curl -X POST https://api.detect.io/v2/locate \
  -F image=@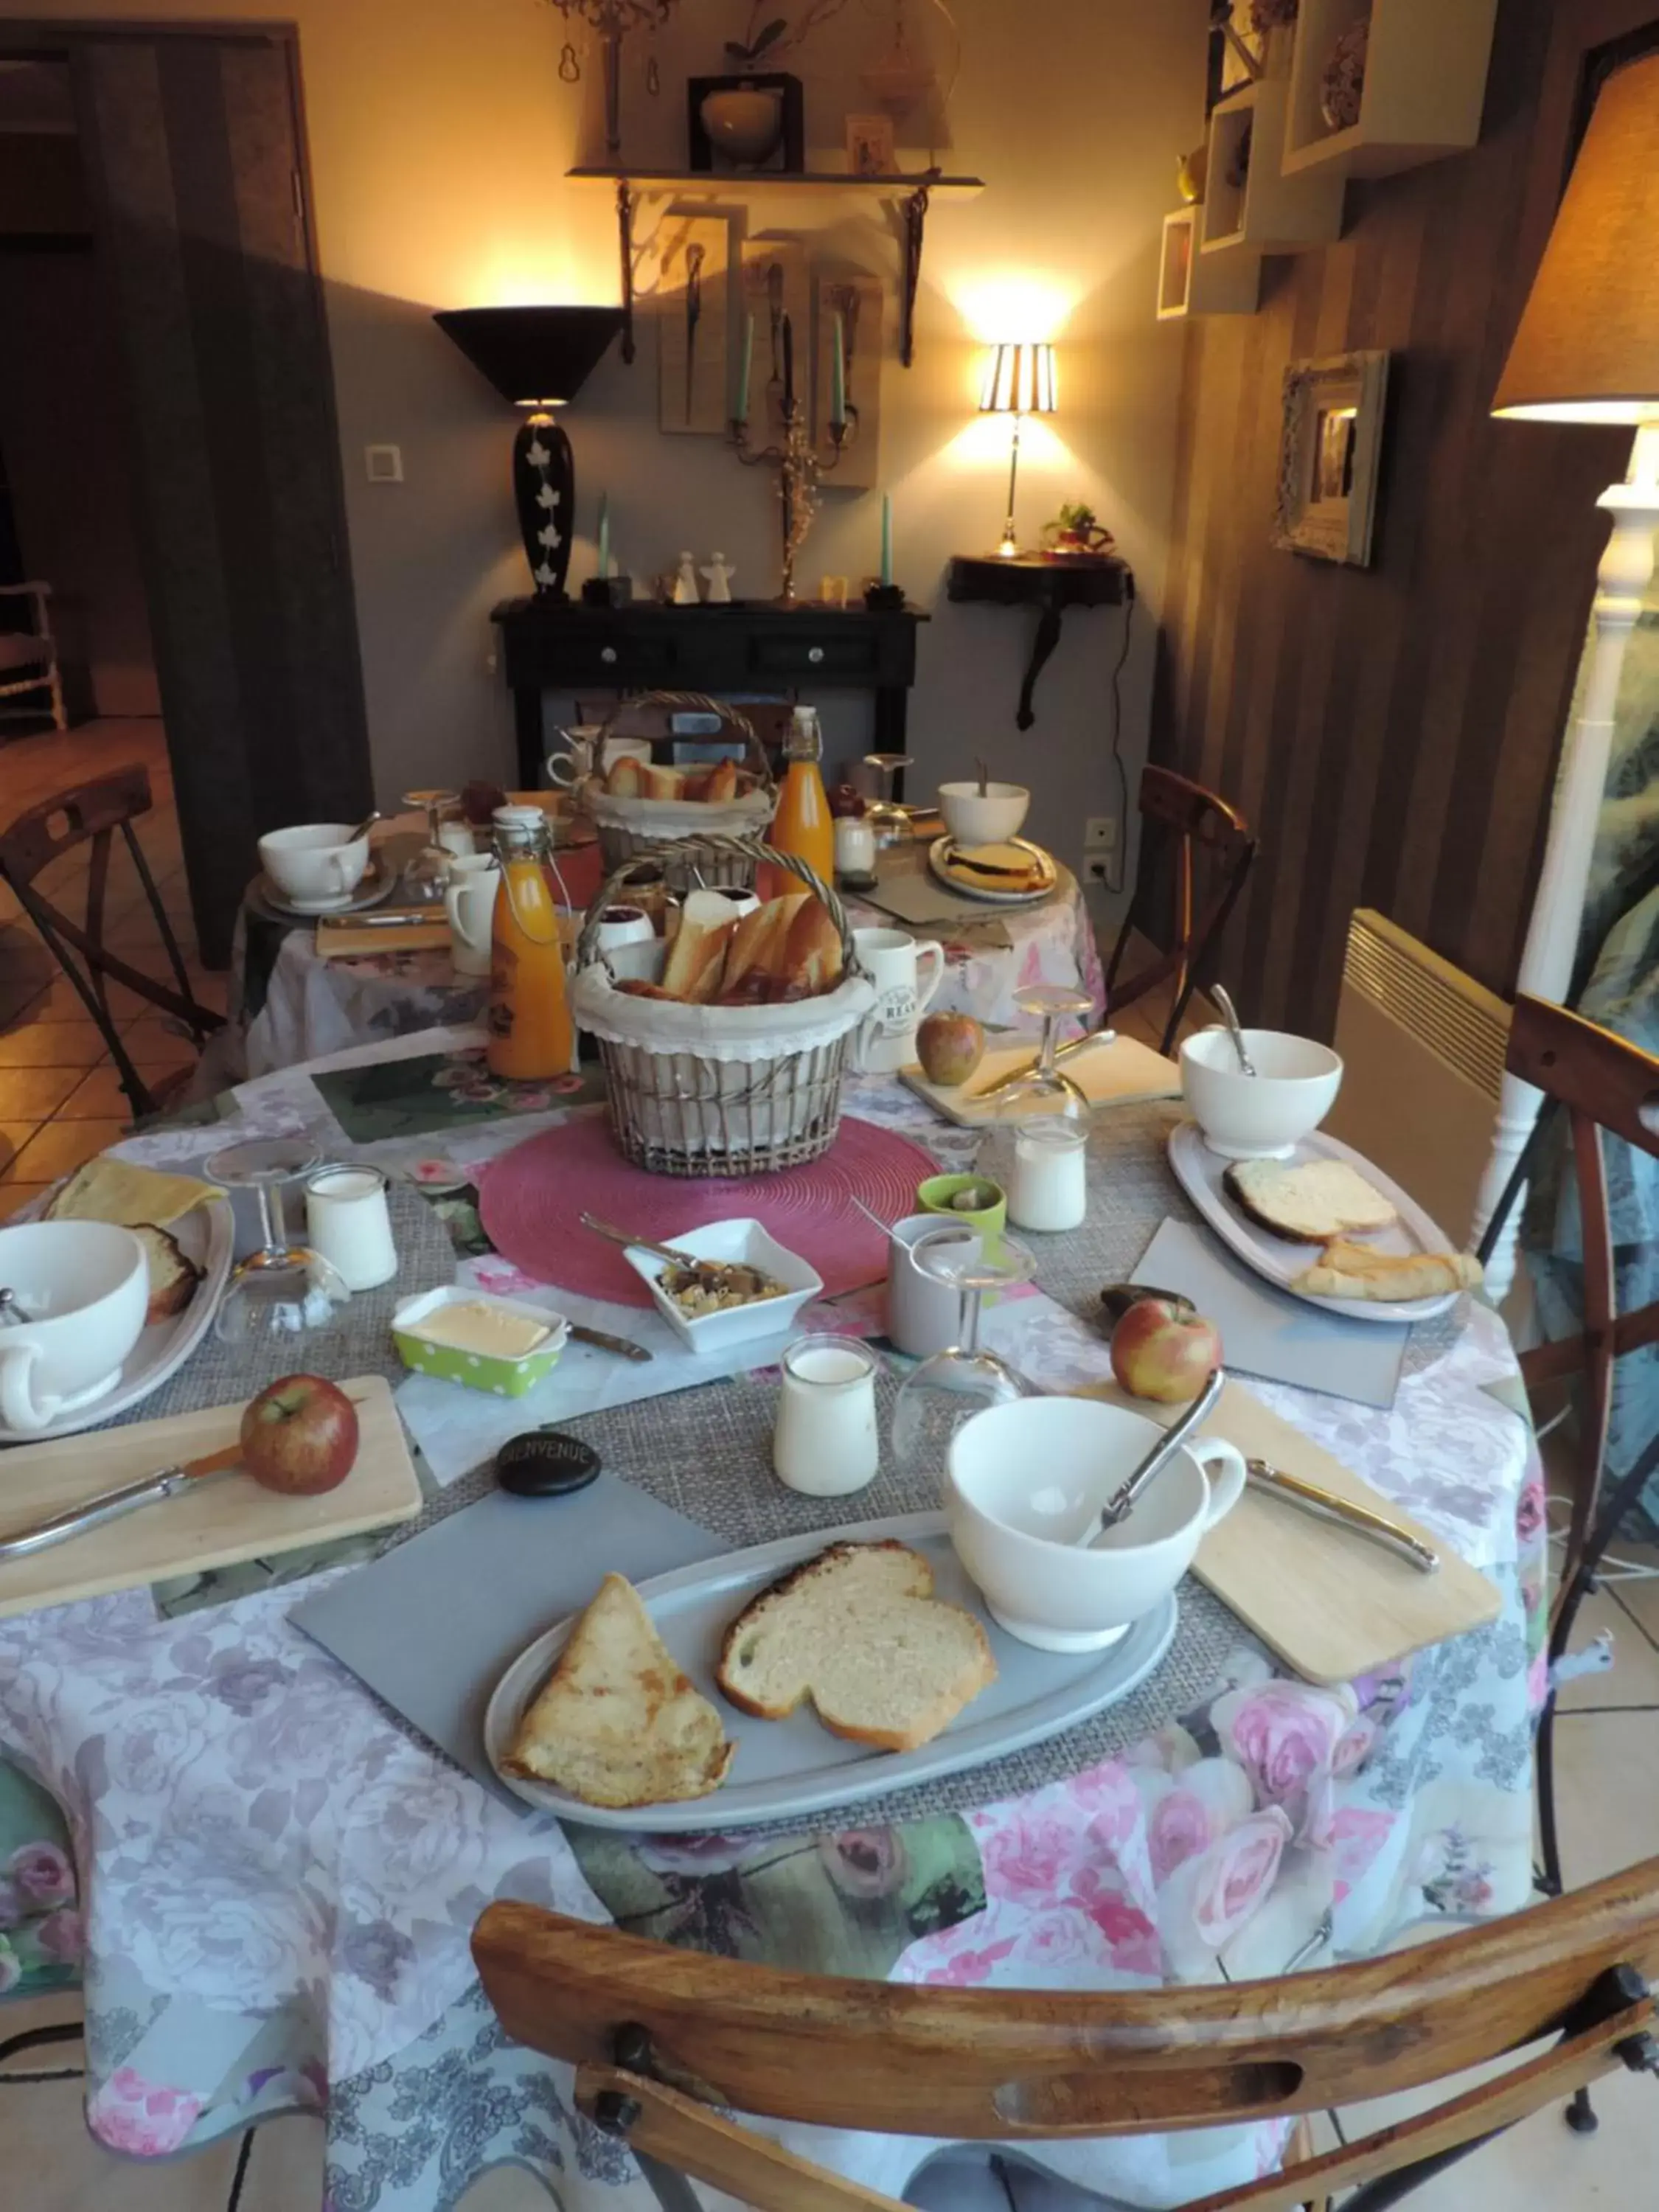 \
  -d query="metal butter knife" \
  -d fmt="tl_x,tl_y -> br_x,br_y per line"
568,1323 -> 653,1364
1246,1458 -> 1439,1574
0,1446 -> 244,1563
